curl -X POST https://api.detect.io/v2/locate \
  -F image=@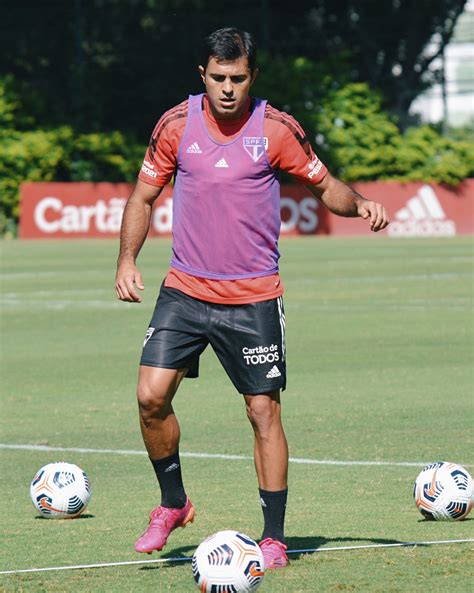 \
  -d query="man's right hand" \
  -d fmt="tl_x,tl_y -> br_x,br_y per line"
115,260 -> 145,303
